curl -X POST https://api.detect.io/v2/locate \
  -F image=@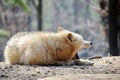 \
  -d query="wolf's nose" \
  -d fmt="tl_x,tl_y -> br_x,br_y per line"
90,42 -> 92,45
